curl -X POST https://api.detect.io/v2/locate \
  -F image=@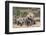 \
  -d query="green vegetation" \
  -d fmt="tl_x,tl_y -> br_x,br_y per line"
16,10 -> 20,16
16,10 -> 28,17
21,12 -> 28,17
